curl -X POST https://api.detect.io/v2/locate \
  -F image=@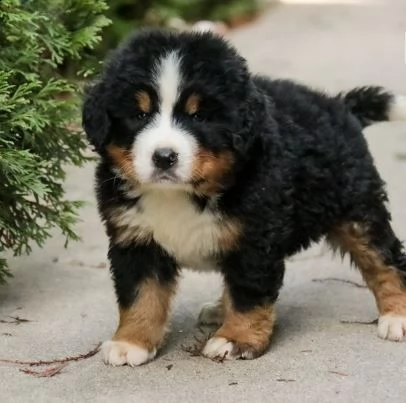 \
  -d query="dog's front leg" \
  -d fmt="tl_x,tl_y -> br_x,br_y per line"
102,242 -> 178,366
202,256 -> 285,360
